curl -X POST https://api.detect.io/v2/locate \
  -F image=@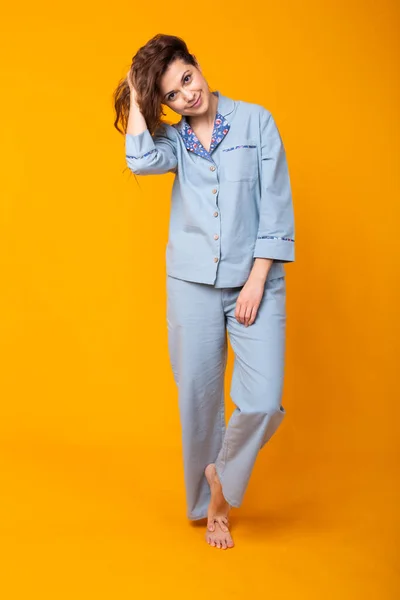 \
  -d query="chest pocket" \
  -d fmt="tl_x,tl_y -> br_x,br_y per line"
220,140 -> 258,182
